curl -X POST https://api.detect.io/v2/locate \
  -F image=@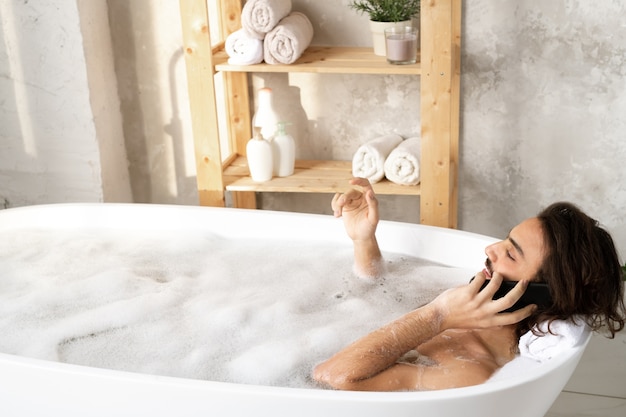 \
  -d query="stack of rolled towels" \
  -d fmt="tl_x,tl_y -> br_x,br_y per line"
352,134 -> 421,186
225,0 -> 314,66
